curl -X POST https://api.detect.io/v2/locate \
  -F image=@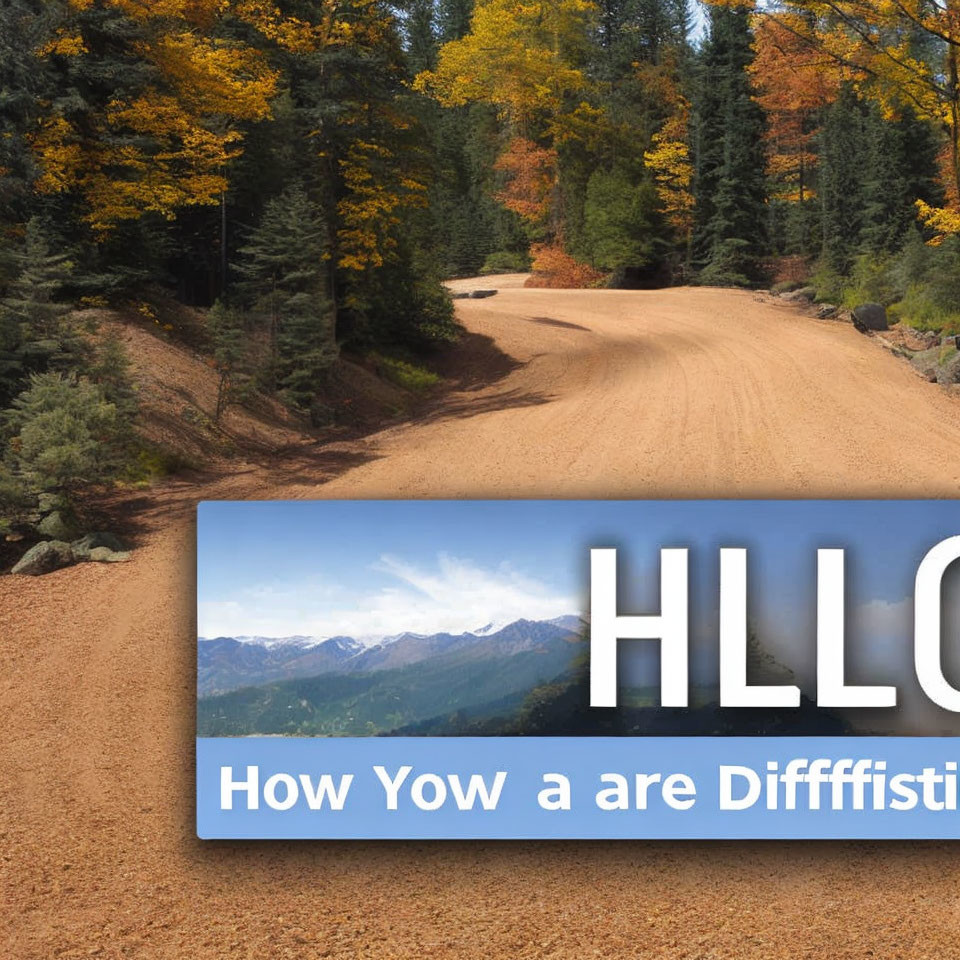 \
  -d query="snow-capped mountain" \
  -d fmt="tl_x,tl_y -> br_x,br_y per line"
197,615 -> 584,696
